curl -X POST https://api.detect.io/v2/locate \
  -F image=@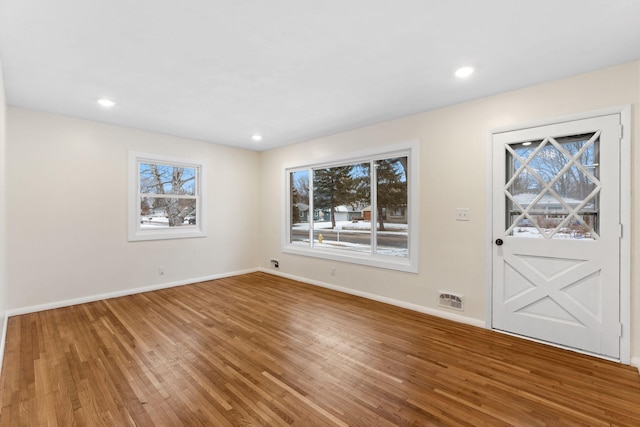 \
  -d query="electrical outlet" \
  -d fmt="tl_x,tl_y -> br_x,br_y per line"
455,208 -> 470,221
271,259 -> 279,268
159,267 -> 165,276
330,267 -> 336,276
